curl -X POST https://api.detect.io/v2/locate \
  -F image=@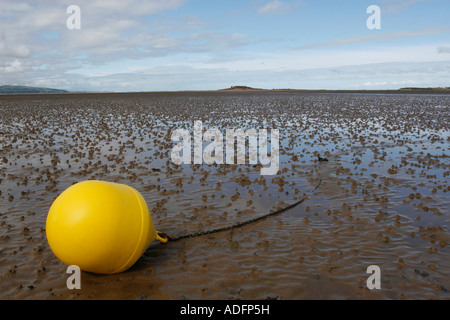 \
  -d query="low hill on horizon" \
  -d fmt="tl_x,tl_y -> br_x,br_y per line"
219,86 -> 265,91
0,85 -> 69,94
